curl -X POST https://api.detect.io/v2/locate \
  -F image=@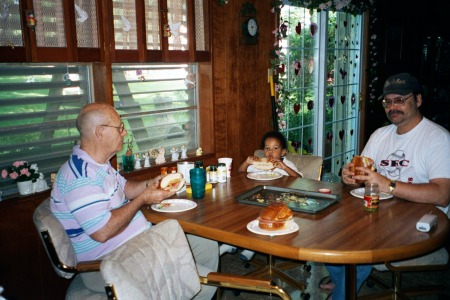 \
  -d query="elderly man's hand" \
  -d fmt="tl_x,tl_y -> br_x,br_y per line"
142,184 -> 175,204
